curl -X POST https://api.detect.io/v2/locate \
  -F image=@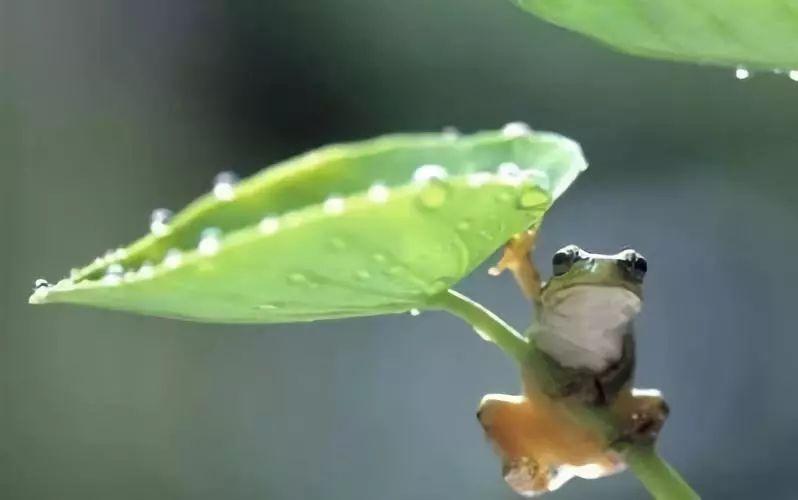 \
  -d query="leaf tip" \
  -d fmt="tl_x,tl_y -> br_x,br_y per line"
28,287 -> 49,305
